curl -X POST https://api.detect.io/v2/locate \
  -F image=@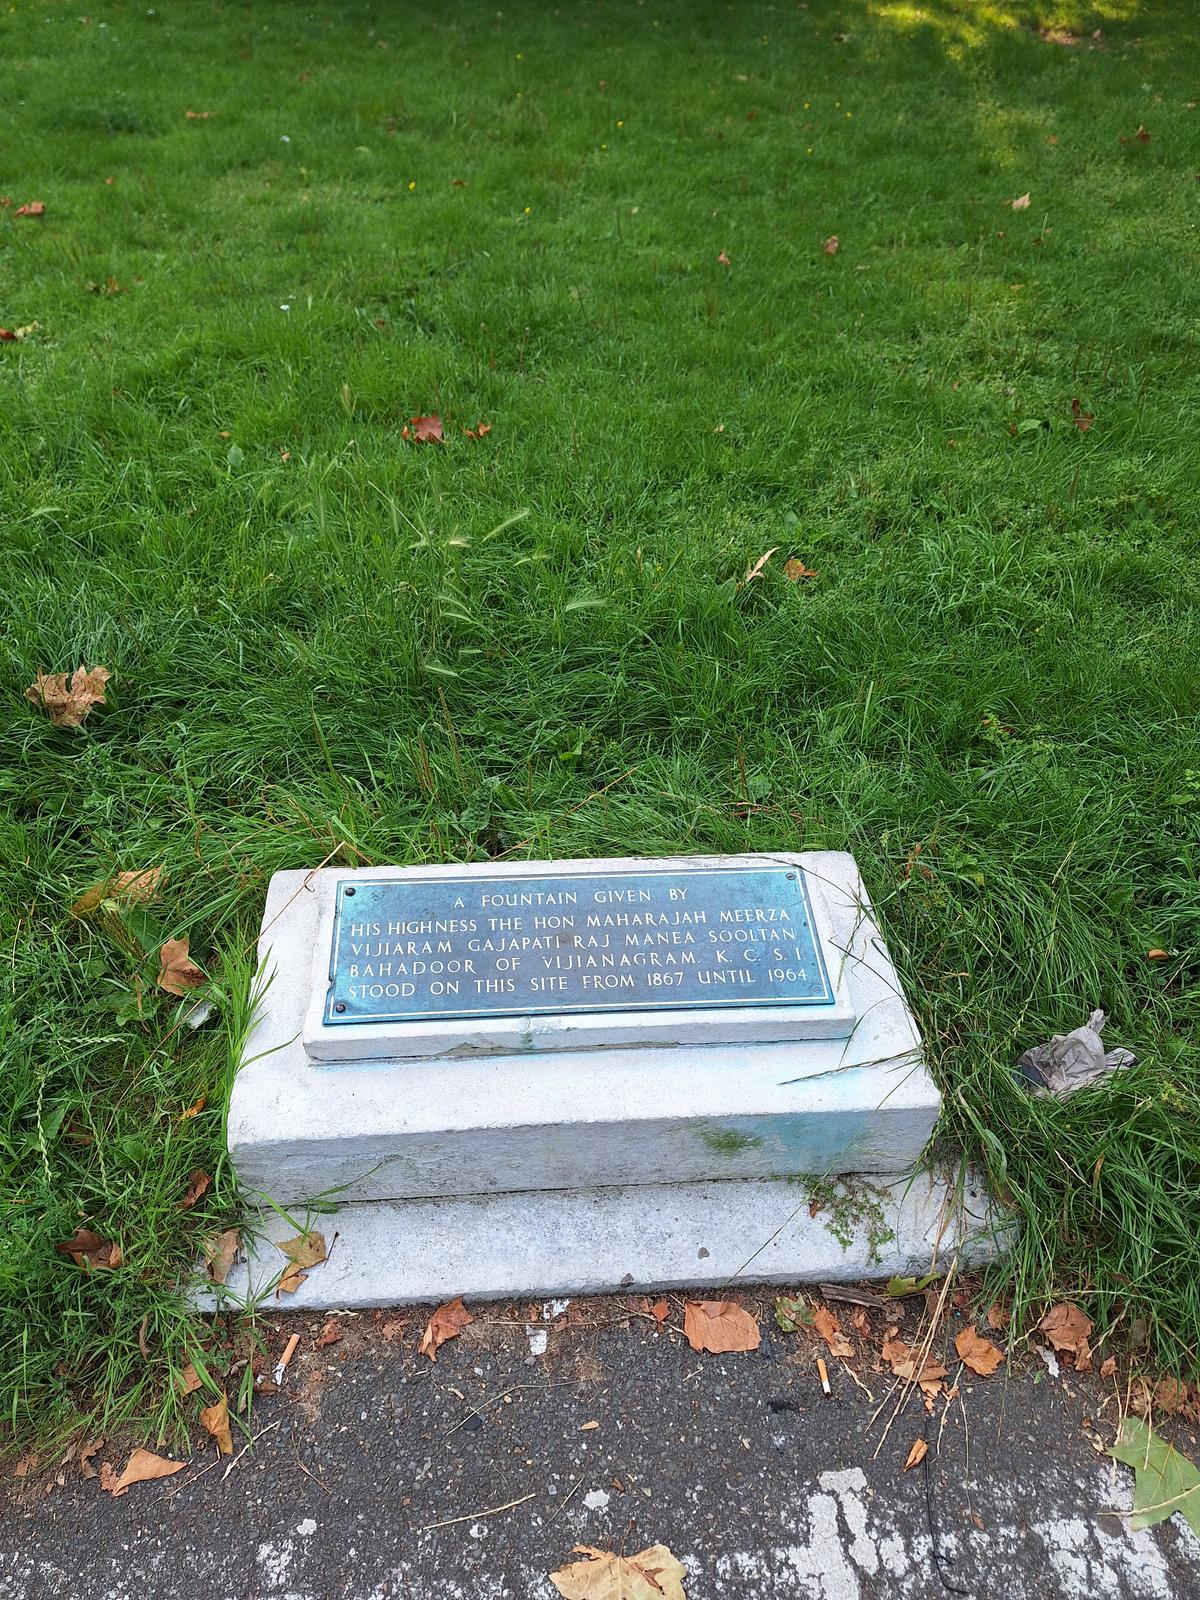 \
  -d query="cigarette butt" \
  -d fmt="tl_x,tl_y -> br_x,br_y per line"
816,1356 -> 831,1395
273,1332 -> 301,1386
